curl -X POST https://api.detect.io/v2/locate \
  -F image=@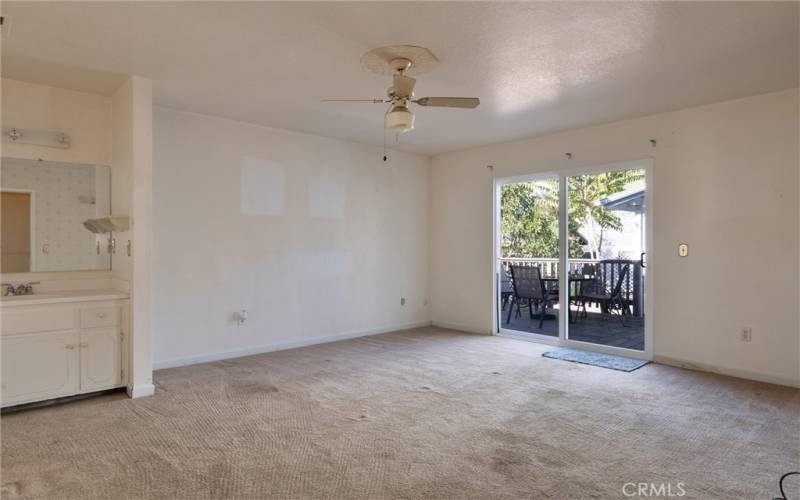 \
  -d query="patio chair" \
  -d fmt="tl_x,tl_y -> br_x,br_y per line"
577,263 -> 631,326
506,264 -> 559,328
500,267 -> 513,311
